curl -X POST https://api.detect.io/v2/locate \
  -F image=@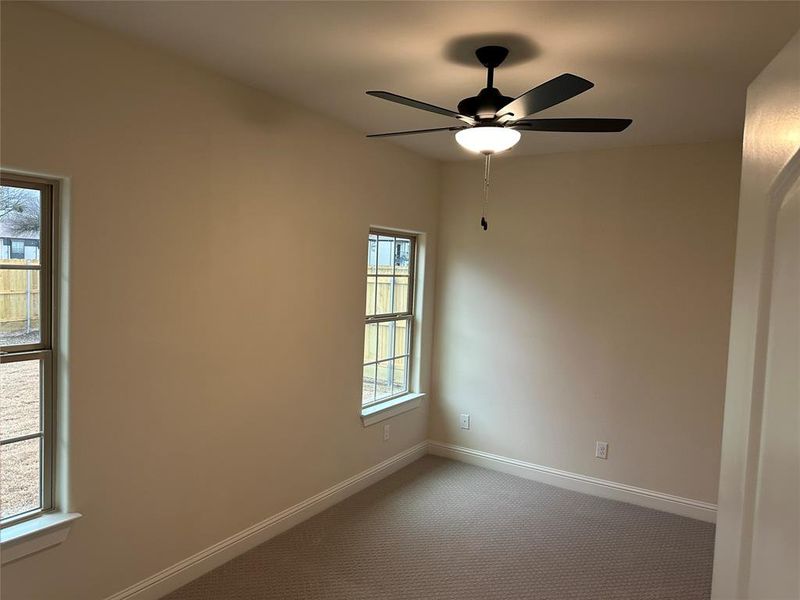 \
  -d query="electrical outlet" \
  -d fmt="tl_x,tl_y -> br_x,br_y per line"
595,441 -> 608,460
383,424 -> 390,442
459,413 -> 471,430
